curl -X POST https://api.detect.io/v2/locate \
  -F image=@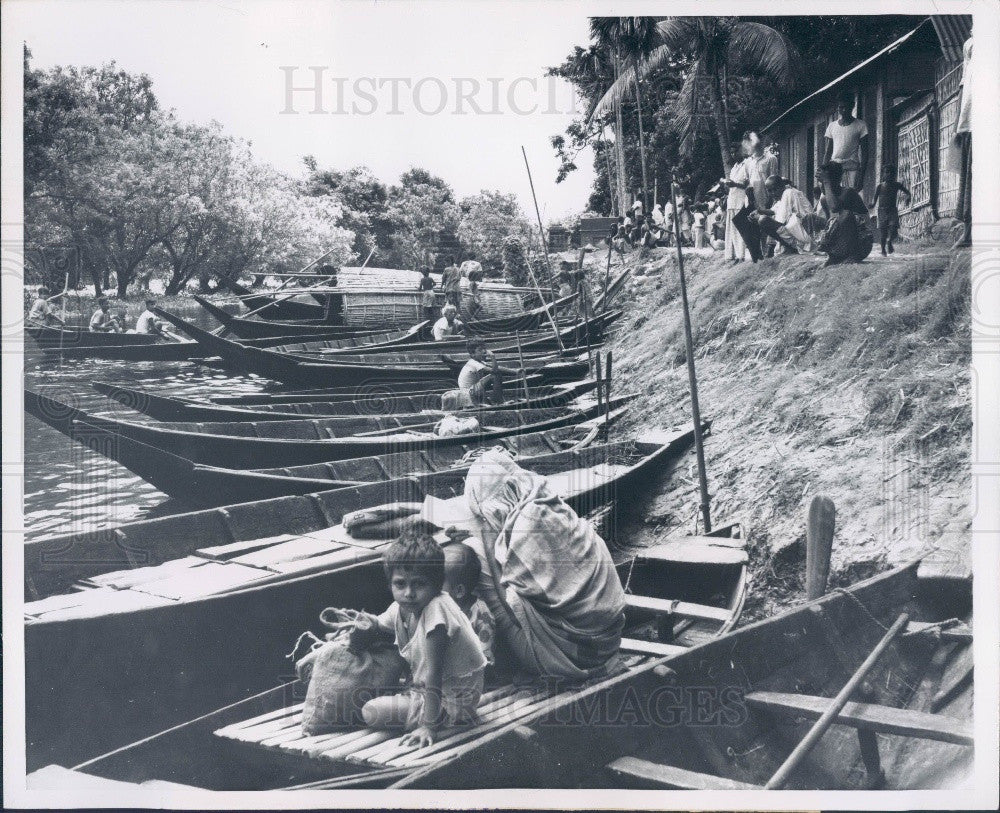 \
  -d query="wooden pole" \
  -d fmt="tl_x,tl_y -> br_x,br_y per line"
805,496 -> 837,600
514,332 -> 531,403
604,350 -> 613,437
764,612 -> 910,789
57,271 -> 70,365
670,177 -> 712,534
595,350 -> 604,417
521,245 -> 565,356
521,146 -> 556,291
